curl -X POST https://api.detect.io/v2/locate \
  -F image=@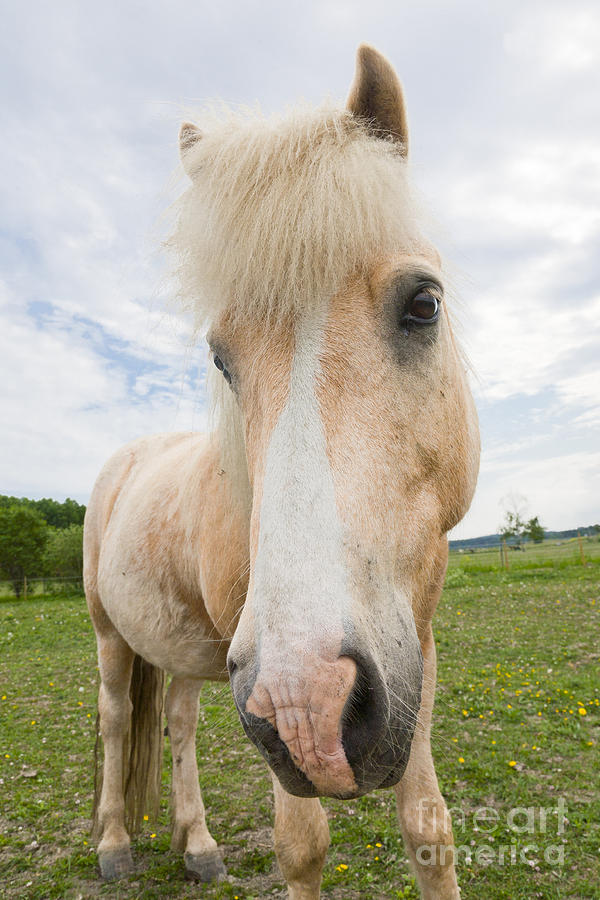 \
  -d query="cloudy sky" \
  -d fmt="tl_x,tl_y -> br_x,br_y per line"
1,0 -> 599,539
